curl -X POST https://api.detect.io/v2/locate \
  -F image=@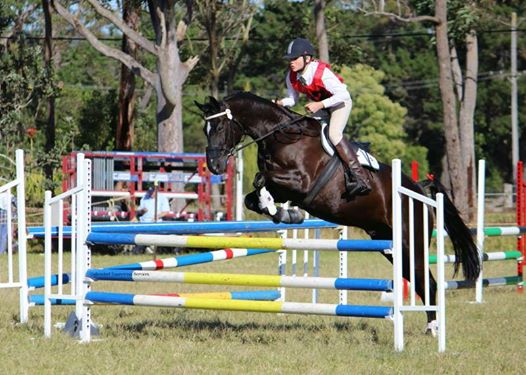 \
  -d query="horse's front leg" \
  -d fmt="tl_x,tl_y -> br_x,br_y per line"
244,172 -> 304,224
